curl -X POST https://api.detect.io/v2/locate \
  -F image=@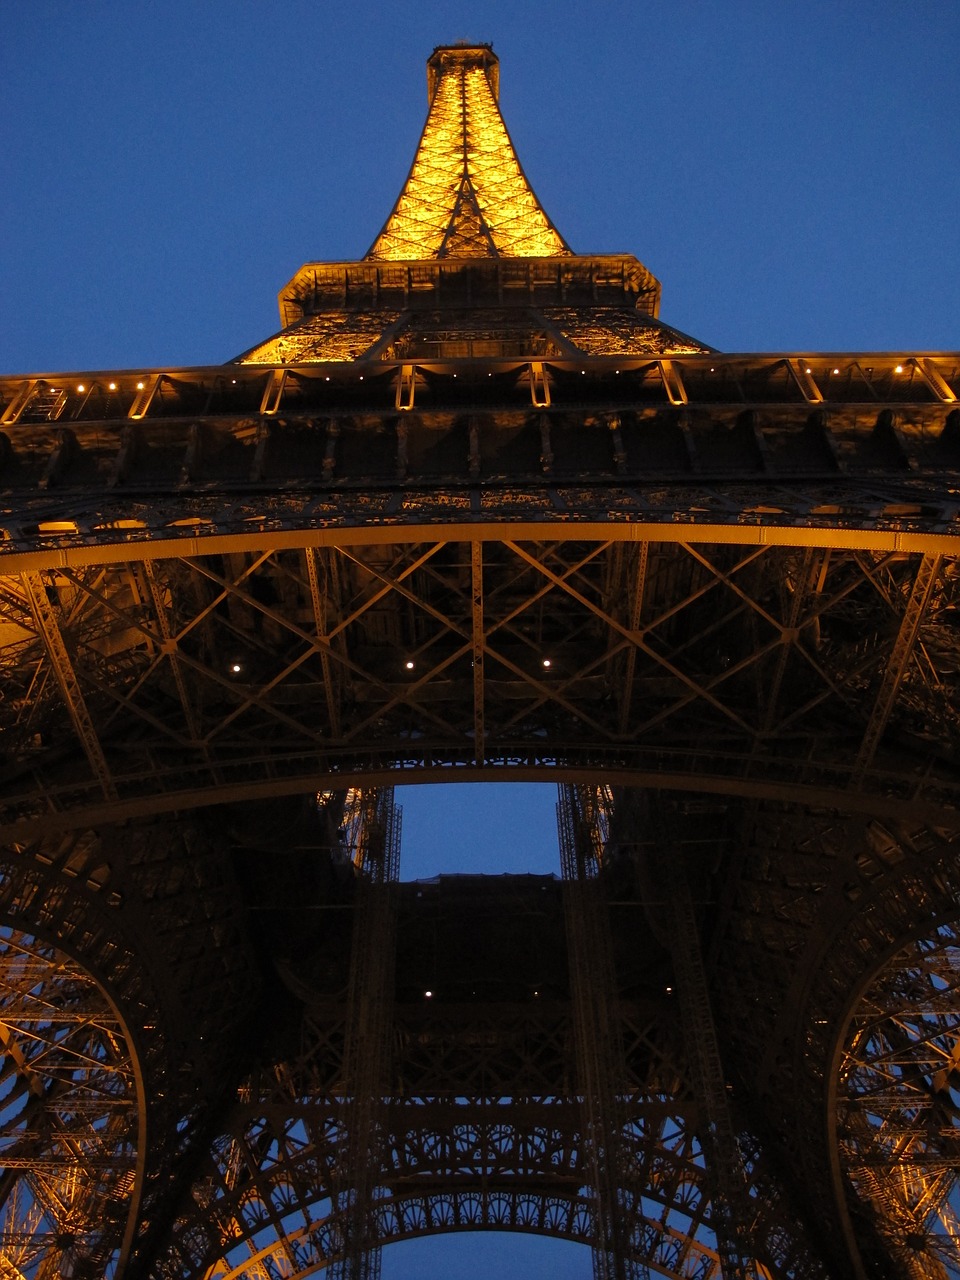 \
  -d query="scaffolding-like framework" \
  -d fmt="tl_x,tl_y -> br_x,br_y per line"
0,41 -> 959,1280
